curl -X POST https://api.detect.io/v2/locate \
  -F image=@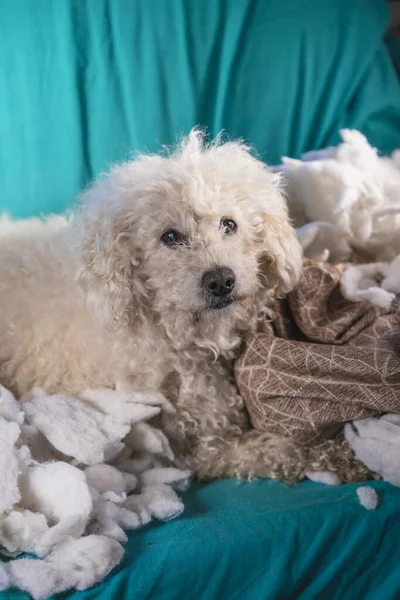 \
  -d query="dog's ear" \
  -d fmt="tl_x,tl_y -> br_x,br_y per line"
77,202 -> 144,334
258,213 -> 302,296
255,179 -> 303,297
